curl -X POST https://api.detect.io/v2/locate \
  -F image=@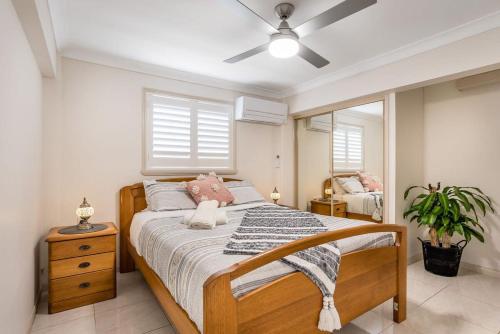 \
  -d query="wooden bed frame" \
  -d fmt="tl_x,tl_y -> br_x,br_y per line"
324,174 -> 383,223
120,177 -> 406,334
